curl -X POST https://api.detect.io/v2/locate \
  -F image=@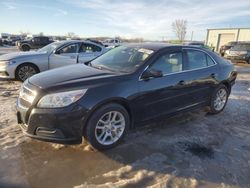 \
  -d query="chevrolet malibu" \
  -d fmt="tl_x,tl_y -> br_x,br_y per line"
0,40 -> 108,81
16,43 -> 237,150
